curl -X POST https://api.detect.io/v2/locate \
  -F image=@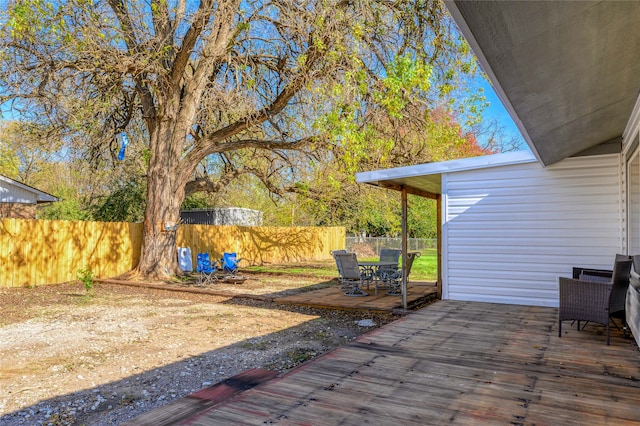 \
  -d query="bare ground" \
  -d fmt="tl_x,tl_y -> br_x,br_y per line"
0,268 -> 400,426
